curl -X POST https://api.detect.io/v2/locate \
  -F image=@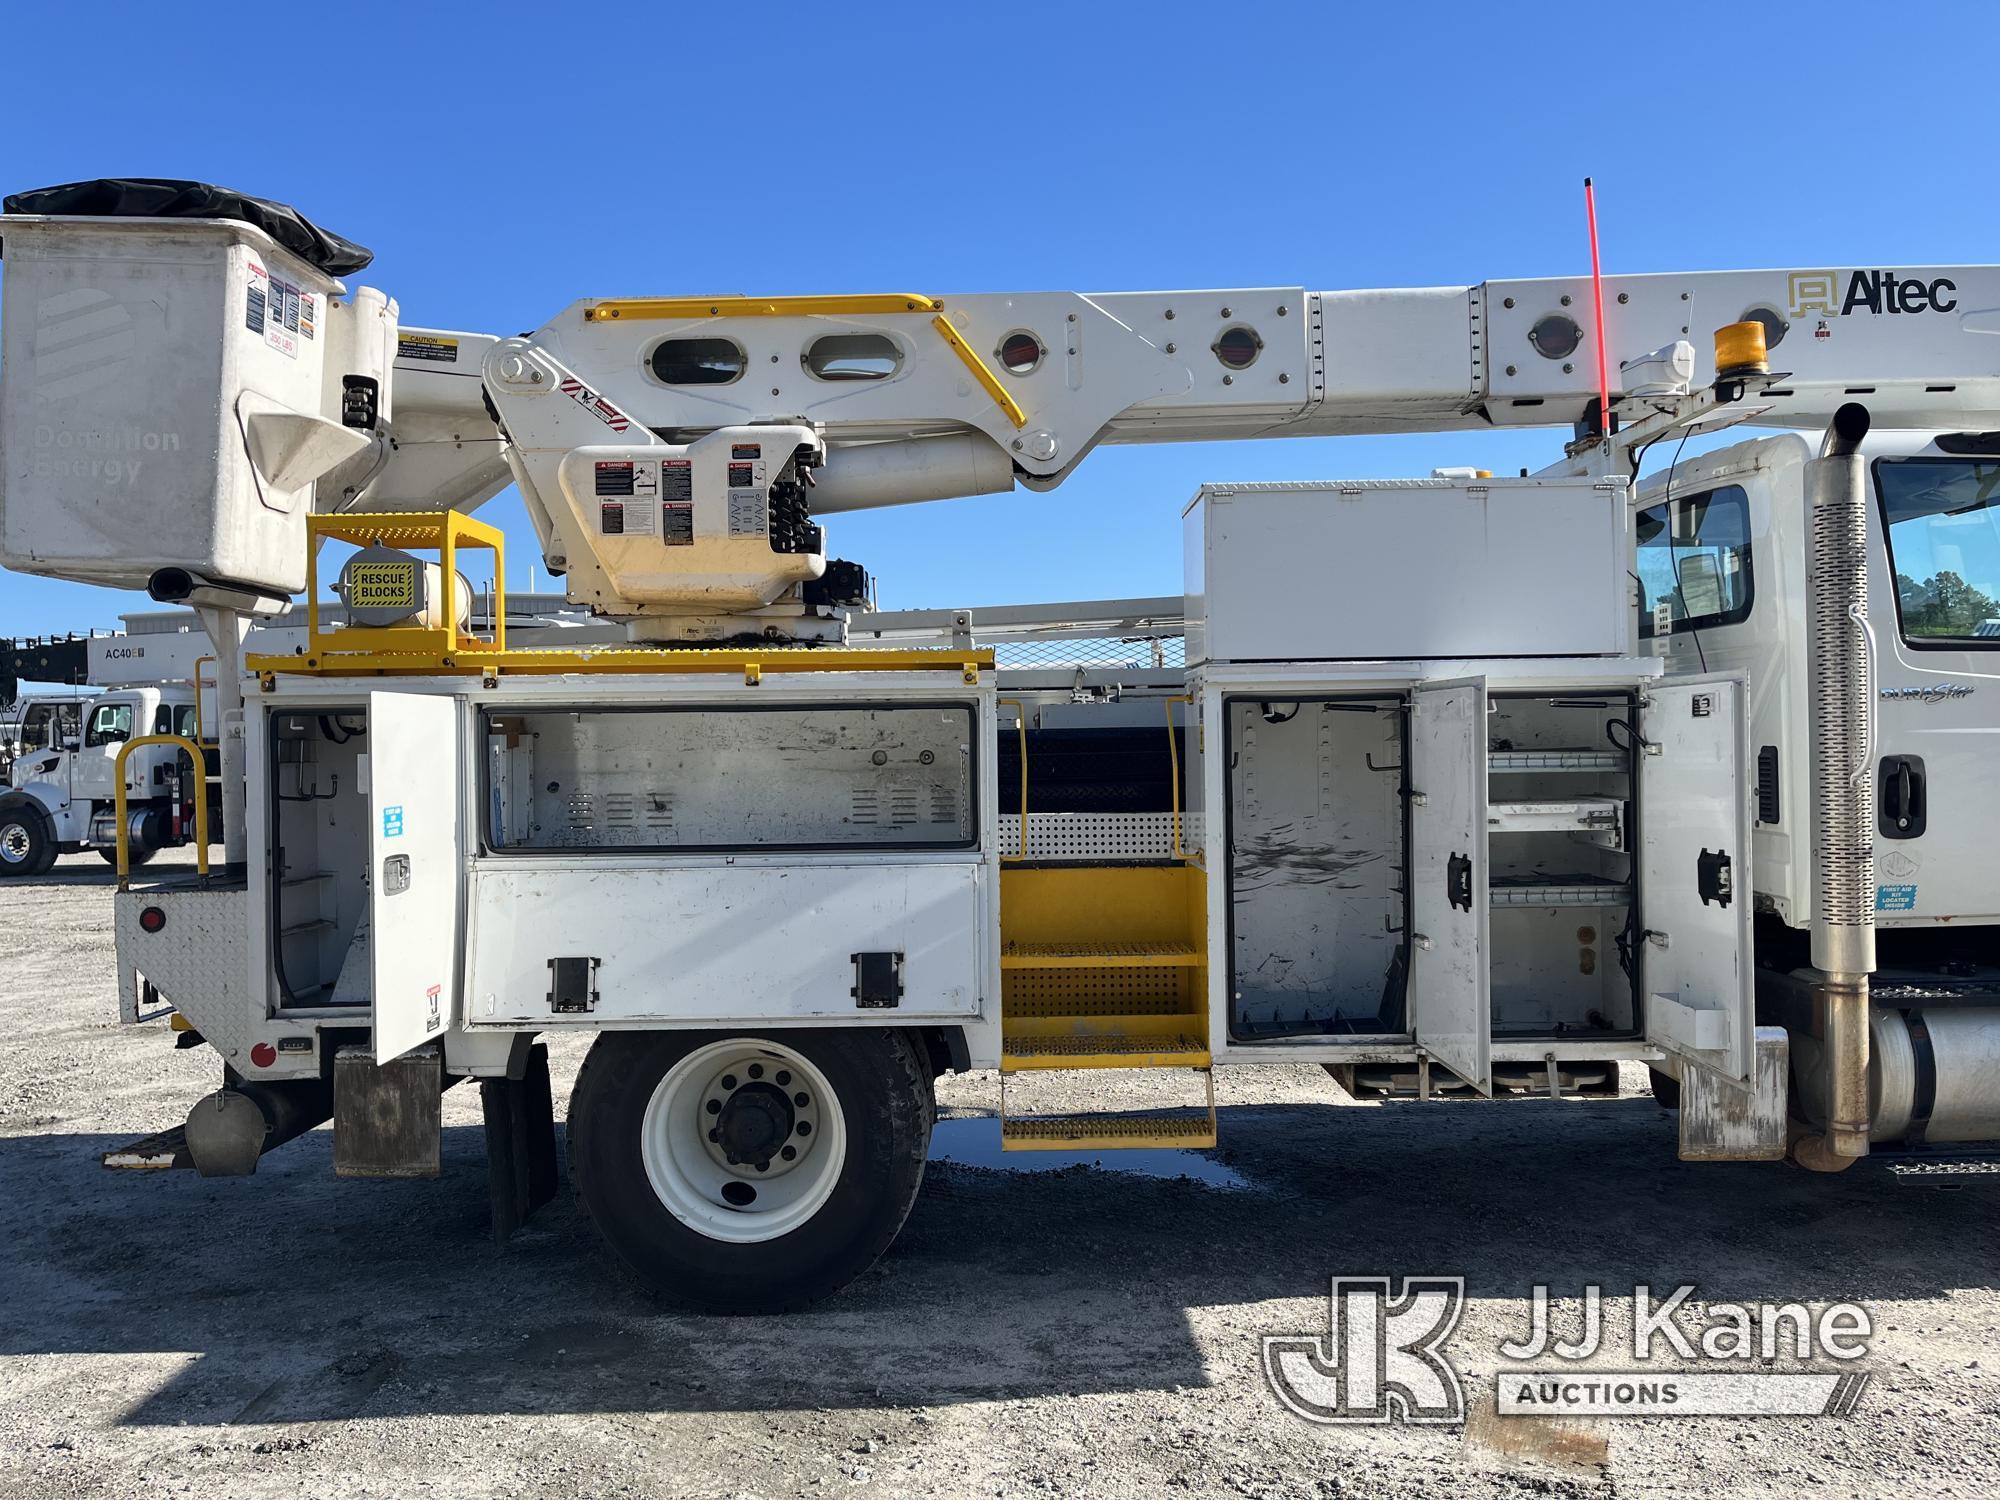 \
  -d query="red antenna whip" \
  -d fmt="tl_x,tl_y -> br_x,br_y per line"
1585,177 -> 1610,438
